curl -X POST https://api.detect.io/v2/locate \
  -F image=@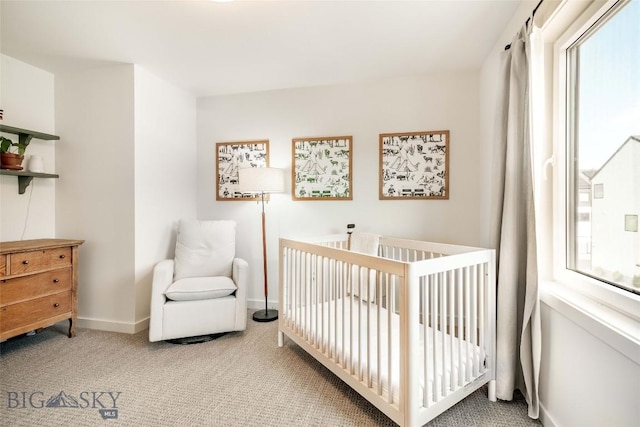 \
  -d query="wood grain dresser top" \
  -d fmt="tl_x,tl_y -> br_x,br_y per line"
0,239 -> 85,254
